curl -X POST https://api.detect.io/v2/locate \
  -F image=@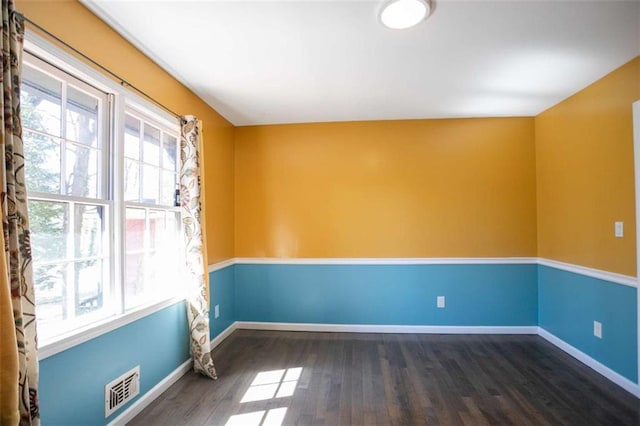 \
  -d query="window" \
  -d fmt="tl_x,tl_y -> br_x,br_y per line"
22,42 -> 183,350
122,111 -> 181,309
23,54 -> 112,338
